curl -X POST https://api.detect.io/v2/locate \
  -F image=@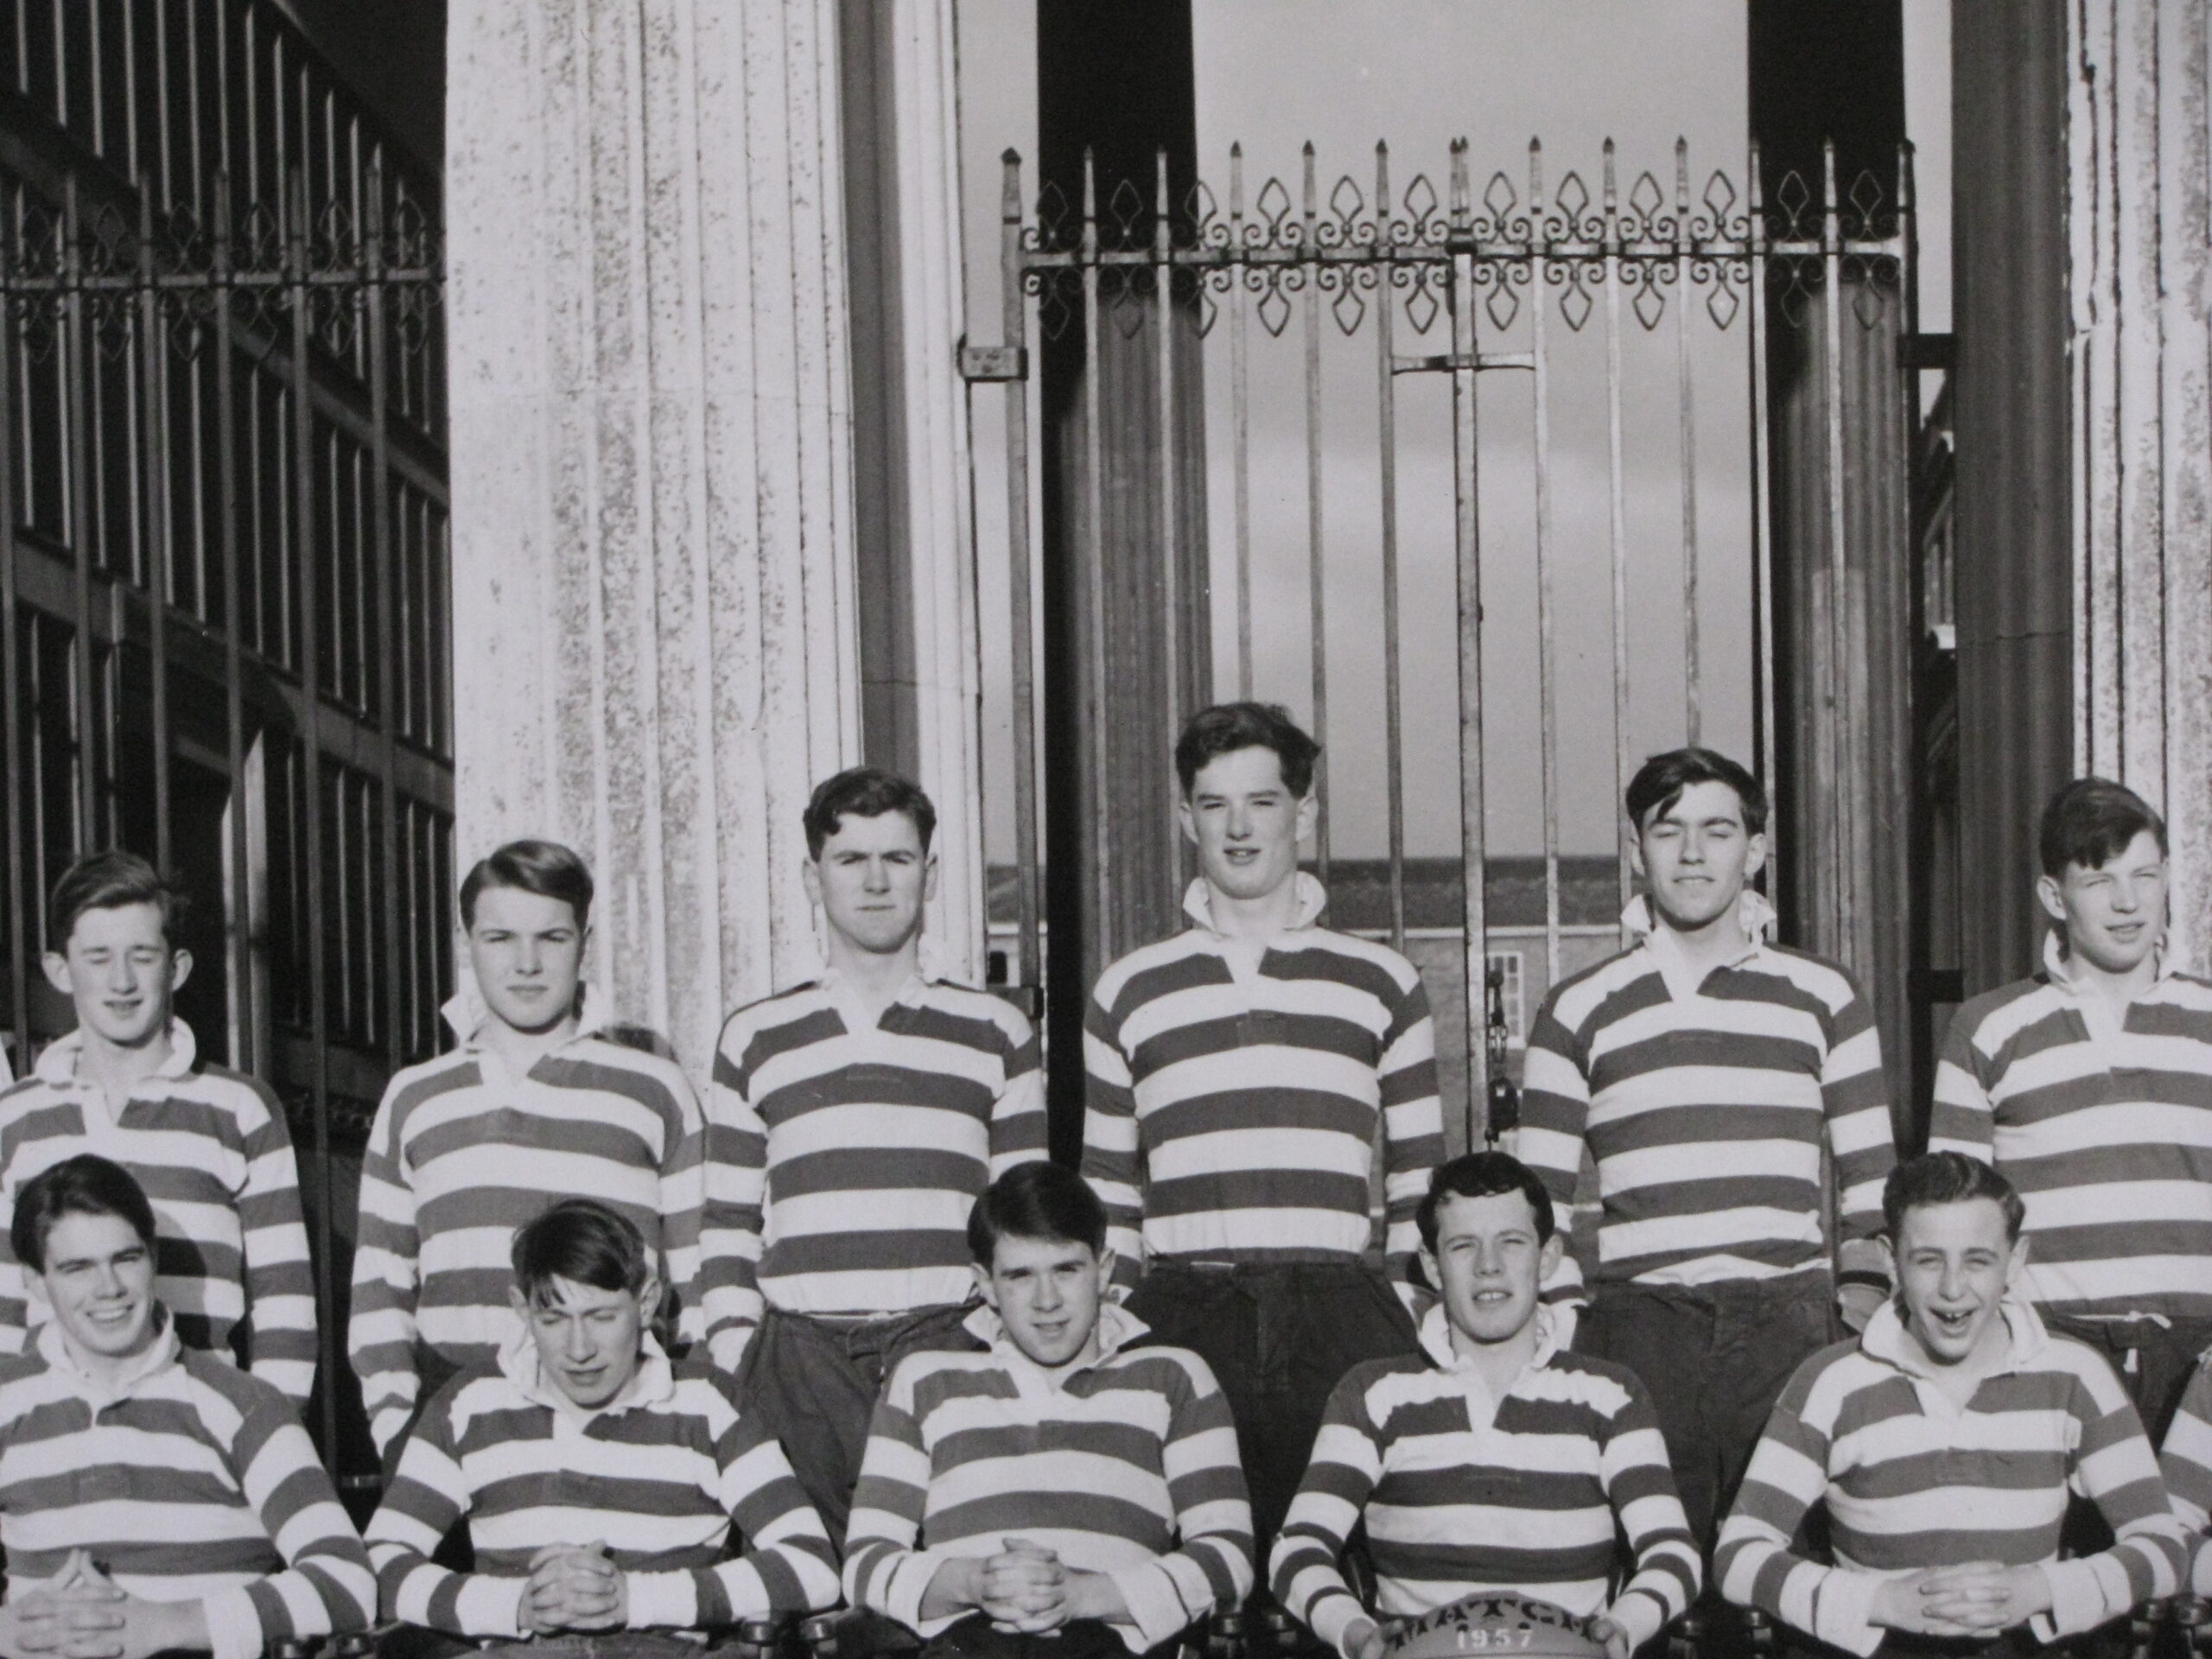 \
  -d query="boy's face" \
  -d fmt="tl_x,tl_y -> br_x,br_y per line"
975,1233 -> 1112,1373
35,1209 -> 158,1366
1888,1197 -> 2024,1369
466,886 -> 587,1036
1421,1189 -> 1562,1350
509,1271 -> 656,1410
42,901 -> 189,1052
803,810 -> 936,957
1631,779 -> 1768,933
2037,829 -> 2167,977
1179,746 -> 1316,906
